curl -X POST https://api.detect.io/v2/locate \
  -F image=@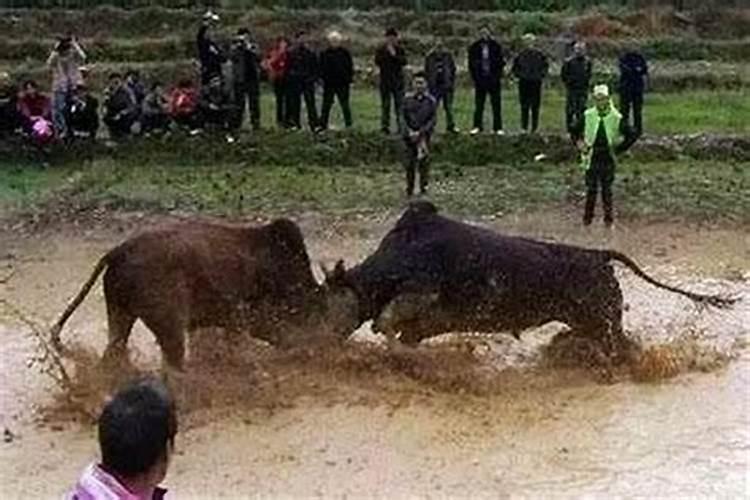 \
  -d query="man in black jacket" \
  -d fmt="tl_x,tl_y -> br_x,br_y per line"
402,71 -> 437,197
618,45 -> 649,137
424,41 -> 457,133
229,28 -> 261,131
320,30 -> 354,130
561,41 -> 592,137
375,28 -> 407,135
512,33 -> 549,133
66,83 -> 99,140
468,26 -> 505,135
103,72 -> 137,140
197,10 -> 225,85
286,31 -> 320,131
